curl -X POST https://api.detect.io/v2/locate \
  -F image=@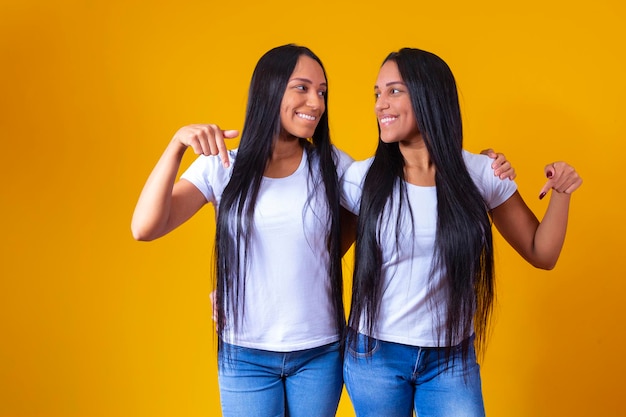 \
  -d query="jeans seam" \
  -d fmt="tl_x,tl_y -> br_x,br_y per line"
411,347 -> 423,381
